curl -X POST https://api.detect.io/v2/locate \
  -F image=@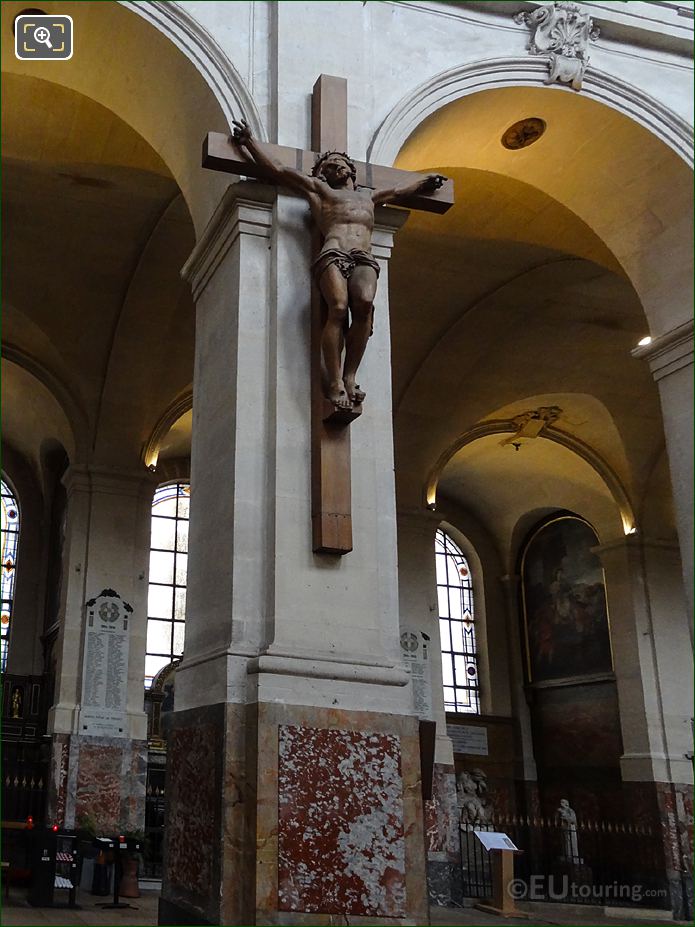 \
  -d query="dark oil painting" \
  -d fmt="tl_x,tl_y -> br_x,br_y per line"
521,516 -> 613,683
